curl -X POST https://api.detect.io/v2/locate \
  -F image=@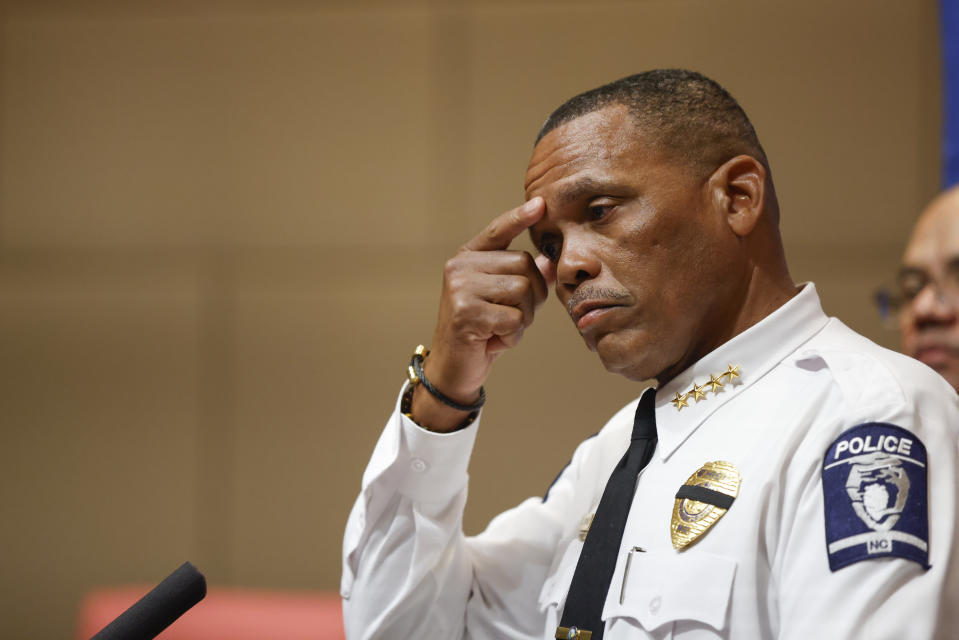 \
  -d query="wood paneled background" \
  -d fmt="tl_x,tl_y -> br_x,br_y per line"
0,1 -> 942,636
